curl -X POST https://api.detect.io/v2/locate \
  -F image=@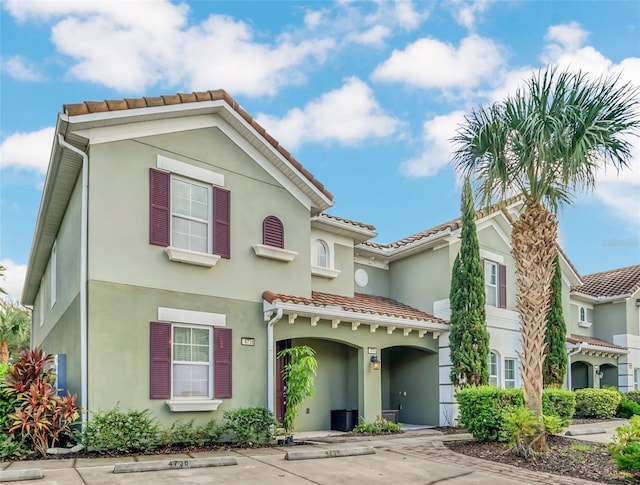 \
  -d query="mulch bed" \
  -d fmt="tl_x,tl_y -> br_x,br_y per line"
444,434 -> 633,484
